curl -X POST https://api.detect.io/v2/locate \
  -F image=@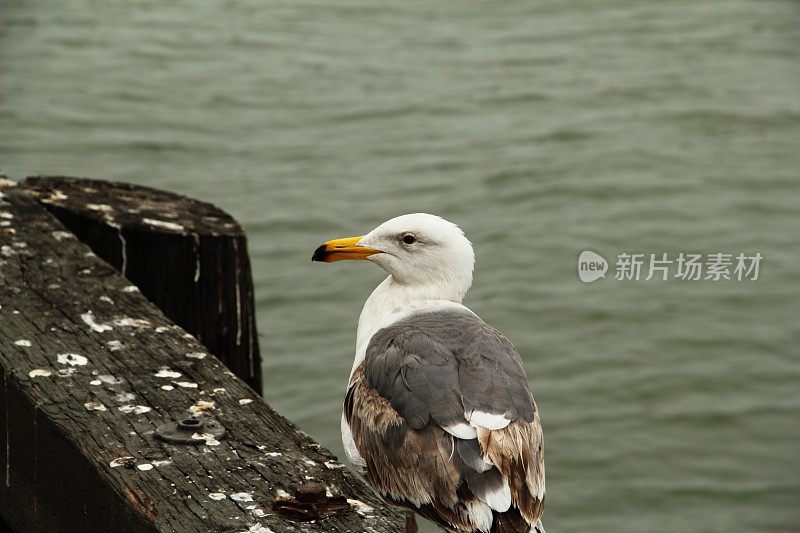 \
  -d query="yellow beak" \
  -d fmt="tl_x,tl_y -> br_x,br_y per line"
311,235 -> 381,263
